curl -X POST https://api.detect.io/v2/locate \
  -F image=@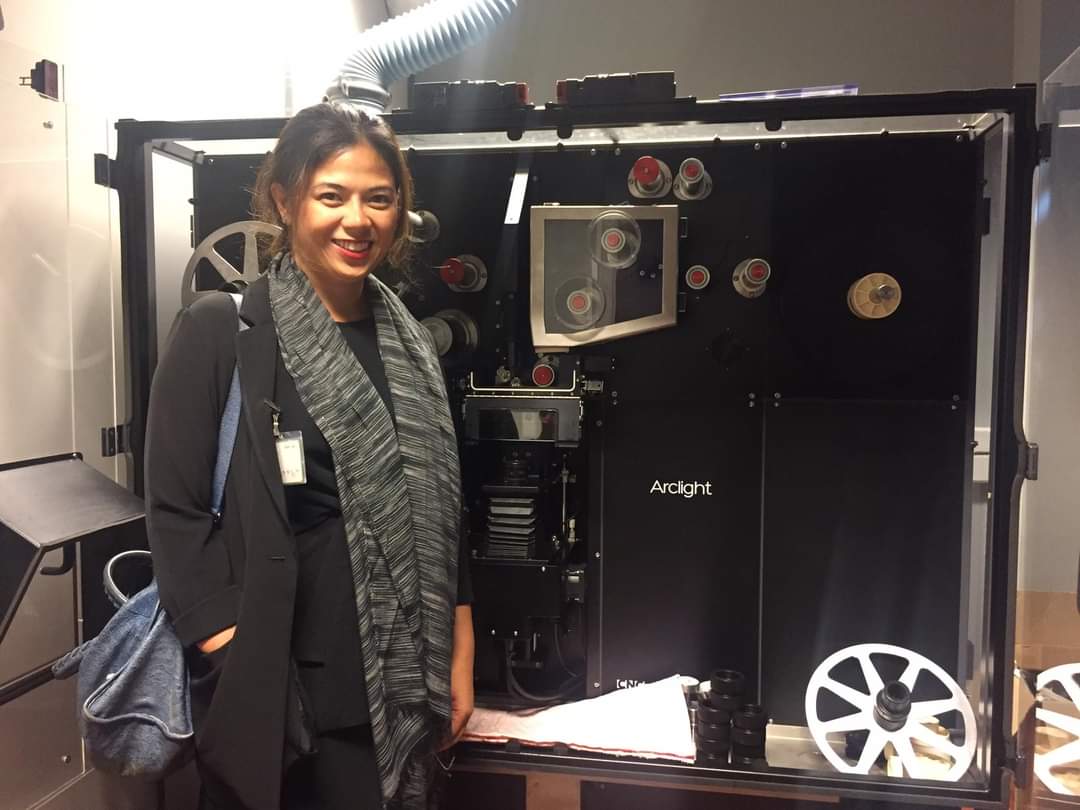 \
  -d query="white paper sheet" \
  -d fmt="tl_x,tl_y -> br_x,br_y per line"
463,675 -> 696,763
